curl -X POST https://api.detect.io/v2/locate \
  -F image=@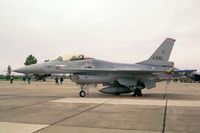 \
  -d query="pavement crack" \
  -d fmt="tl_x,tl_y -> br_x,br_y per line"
162,85 -> 168,133
163,93 -> 167,100
0,97 -> 61,113
162,99 -> 168,133
33,98 -> 113,133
